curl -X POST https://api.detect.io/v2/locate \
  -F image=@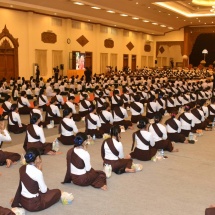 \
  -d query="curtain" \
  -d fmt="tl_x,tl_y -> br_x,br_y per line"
100,53 -> 108,73
52,50 -> 63,68
35,49 -> 47,76
110,54 -> 117,68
